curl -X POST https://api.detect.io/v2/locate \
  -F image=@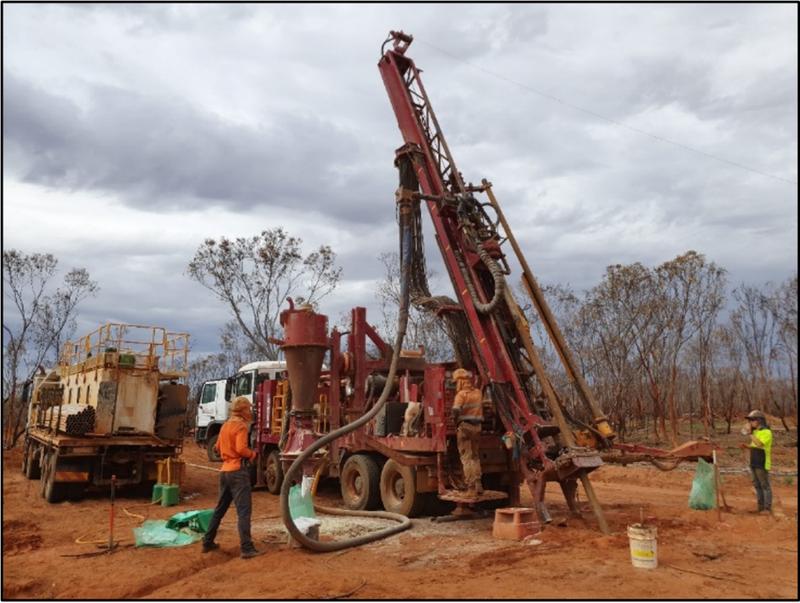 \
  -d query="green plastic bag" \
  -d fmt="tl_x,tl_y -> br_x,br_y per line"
288,484 -> 315,520
134,509 -> 214,547
165,509 -> 214,533
688,457 -> 717,510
